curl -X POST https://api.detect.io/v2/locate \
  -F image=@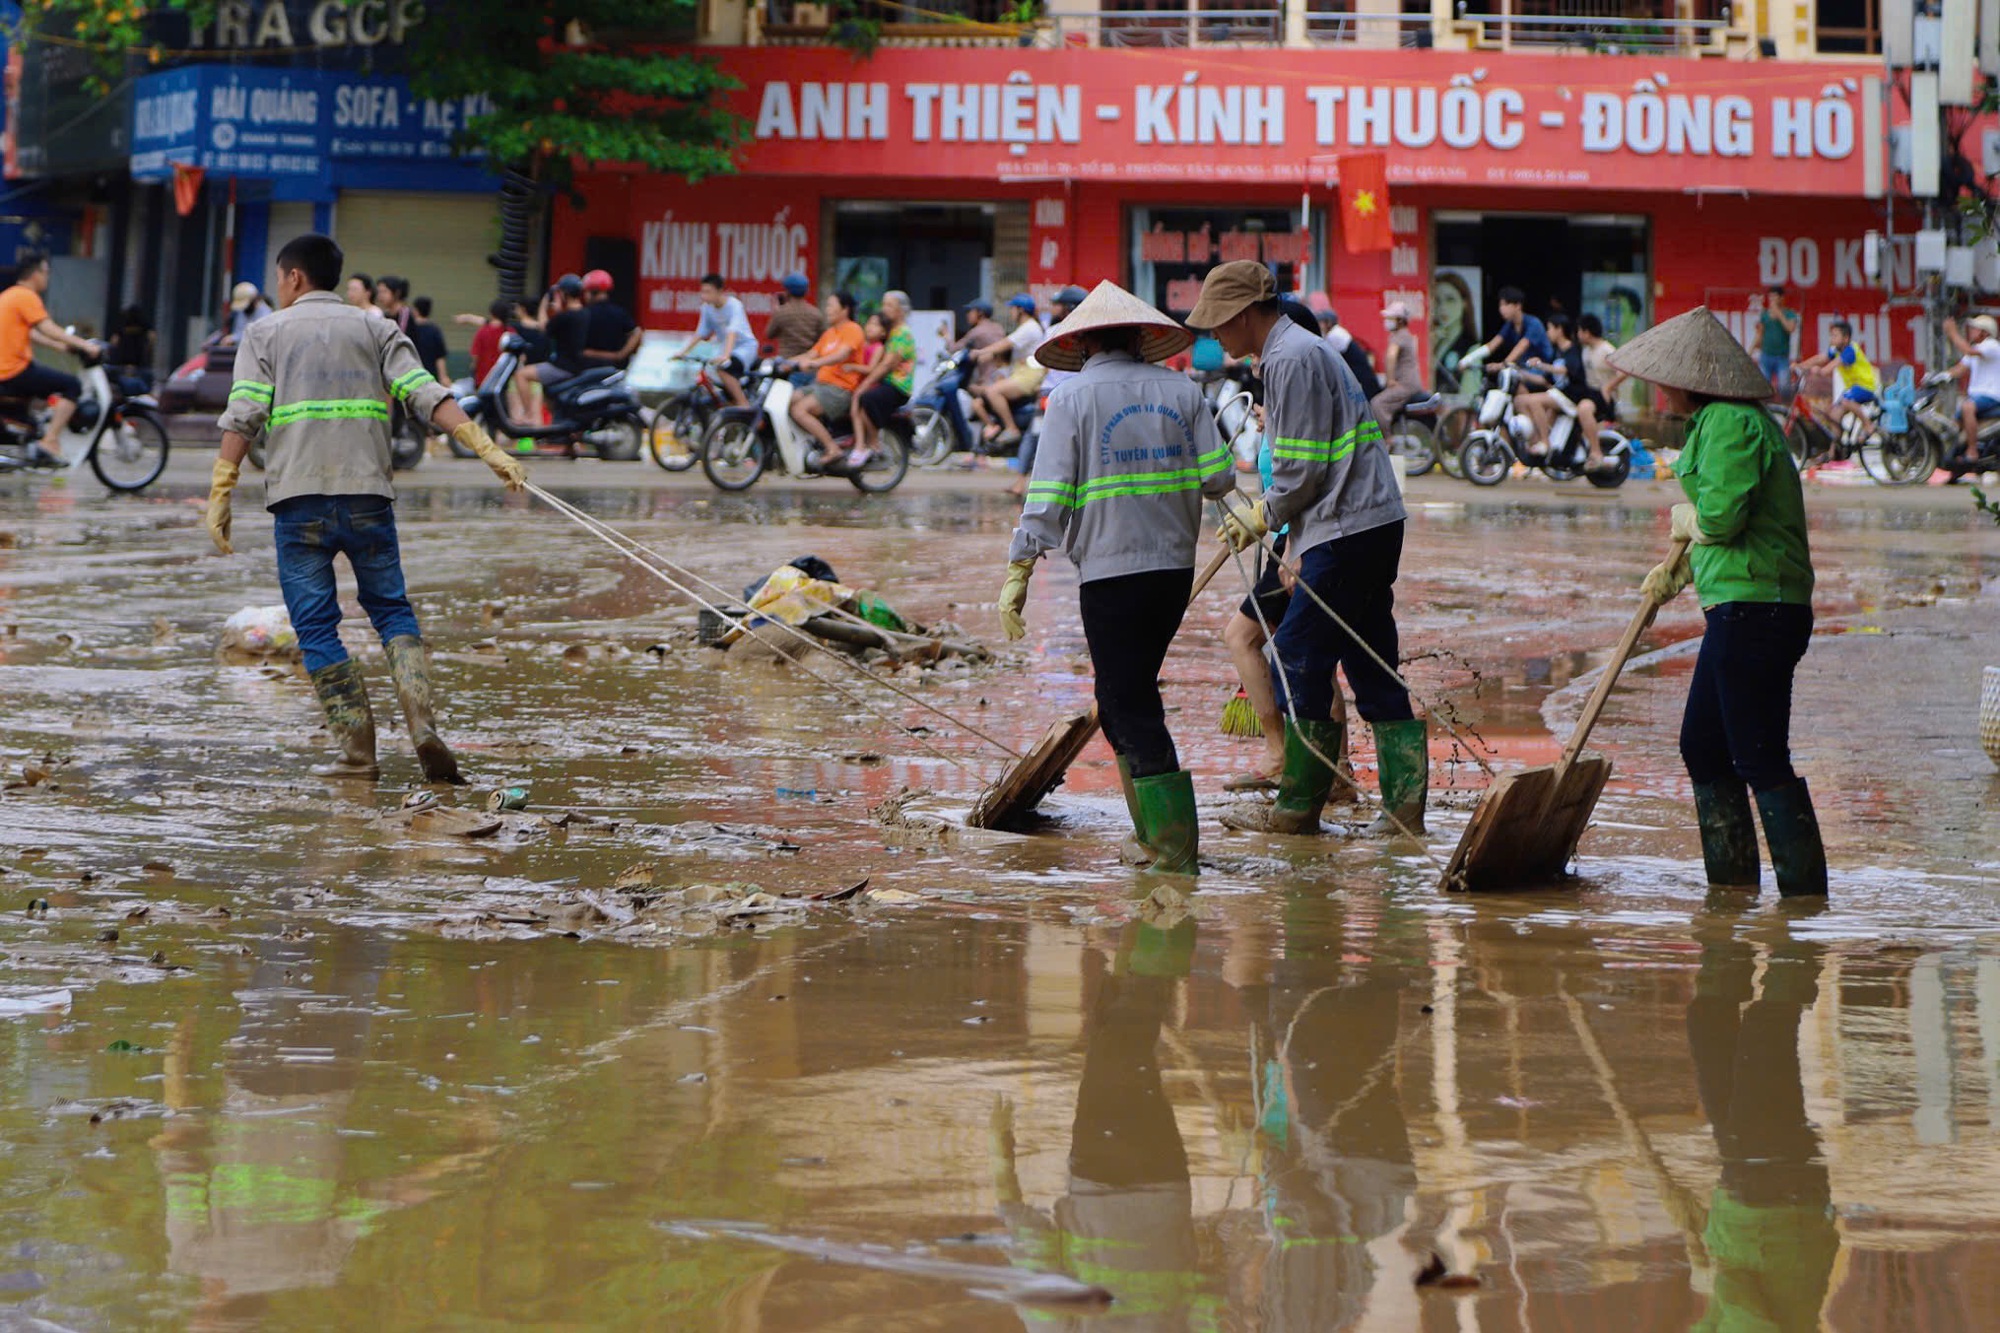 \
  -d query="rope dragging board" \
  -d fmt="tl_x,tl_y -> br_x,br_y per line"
968,545 -> 1233,830
1440,537 -> 1690,892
